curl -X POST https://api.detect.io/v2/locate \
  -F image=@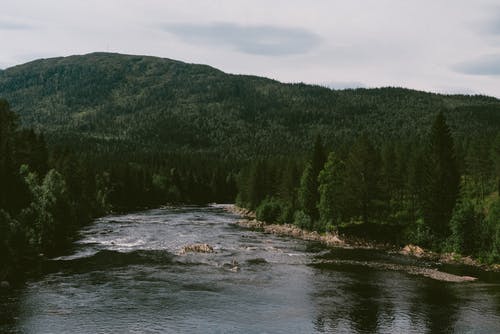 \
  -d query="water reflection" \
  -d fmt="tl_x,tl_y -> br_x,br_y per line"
311,263 -> 398,333
0,289 -> 20,333
345,270 -> 387,332
410,280 -> 460,333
